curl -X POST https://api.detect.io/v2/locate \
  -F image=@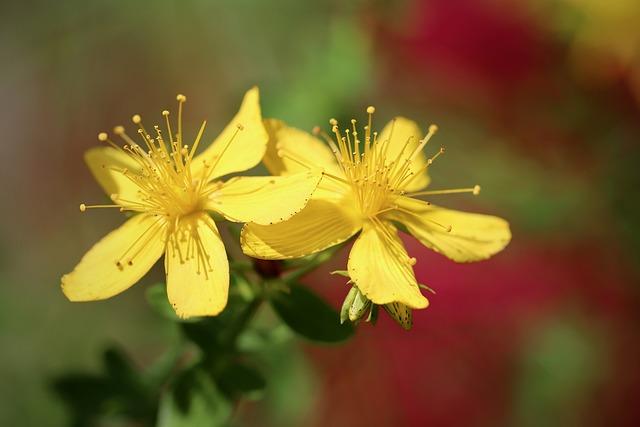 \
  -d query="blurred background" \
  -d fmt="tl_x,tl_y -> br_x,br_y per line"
1,0 -> 640,425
